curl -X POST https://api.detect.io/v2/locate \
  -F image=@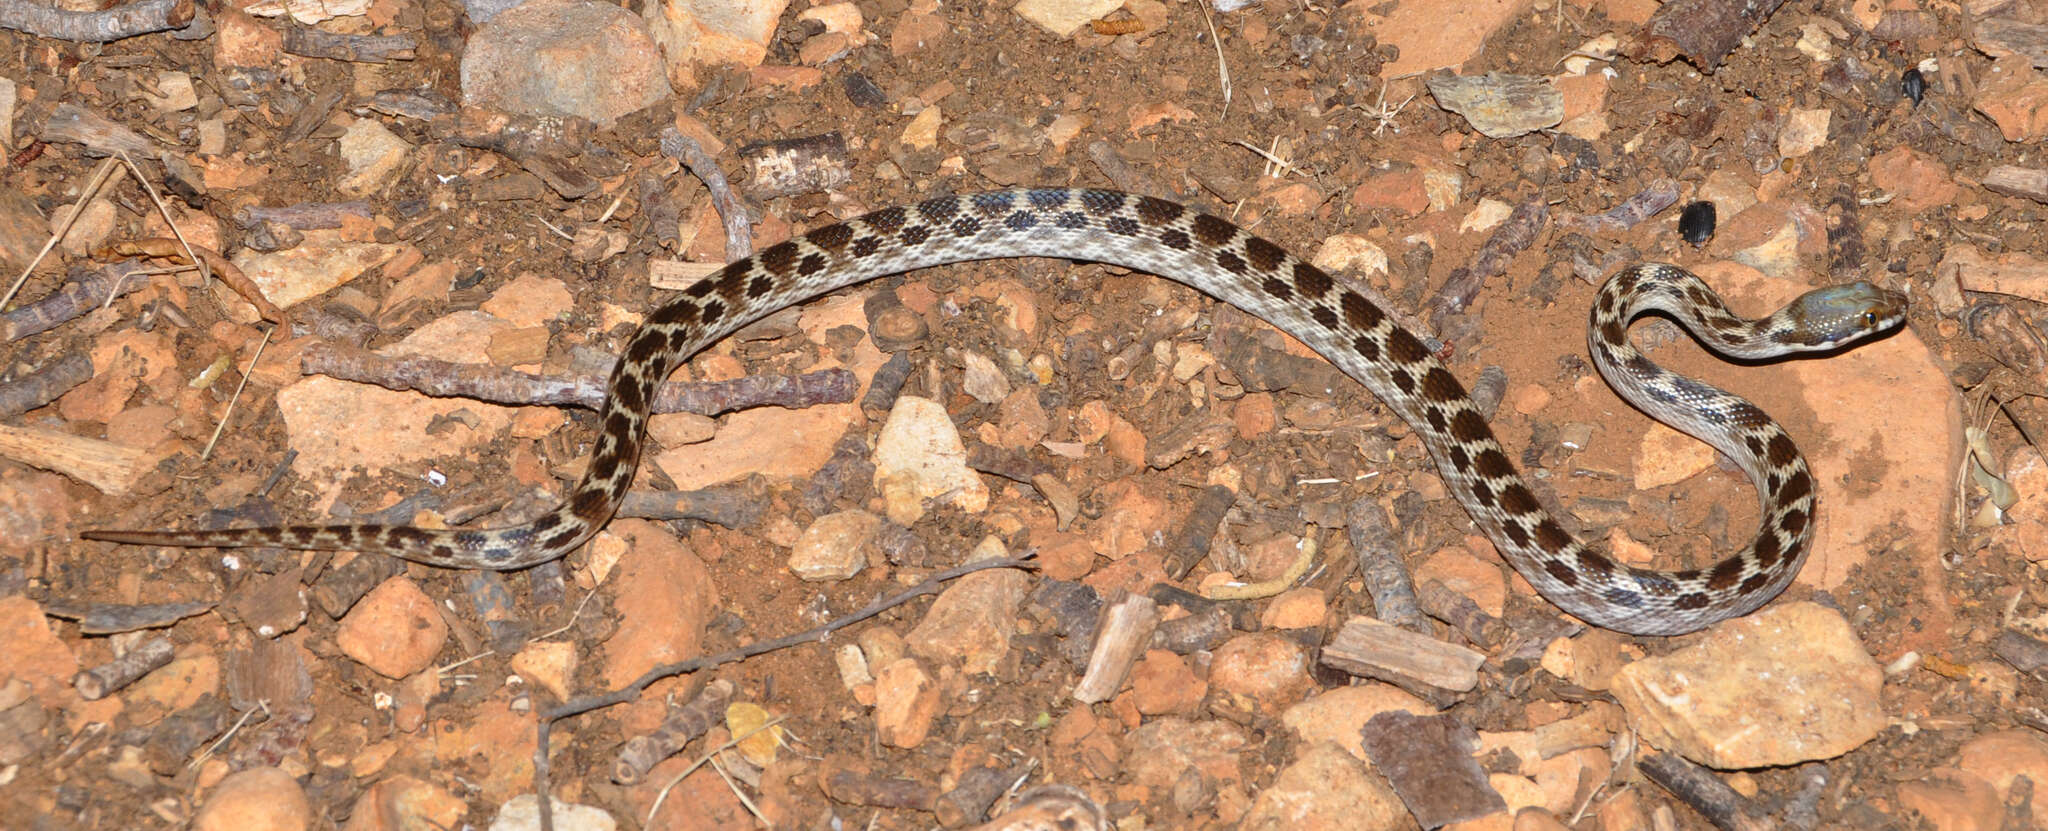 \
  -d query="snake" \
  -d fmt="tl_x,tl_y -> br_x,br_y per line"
84,188 -> 1908,636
